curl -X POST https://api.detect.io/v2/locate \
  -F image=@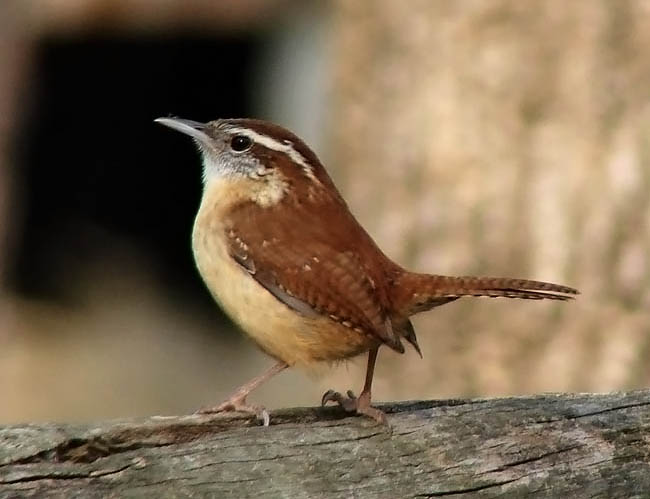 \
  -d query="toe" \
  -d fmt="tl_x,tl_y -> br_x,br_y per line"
321,389 -> 338,407
196,404 -> 226,415
357,405 -> 388,425
321,389 -> 359,412
195,398 -> 240,414
195,397 -> 271,425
